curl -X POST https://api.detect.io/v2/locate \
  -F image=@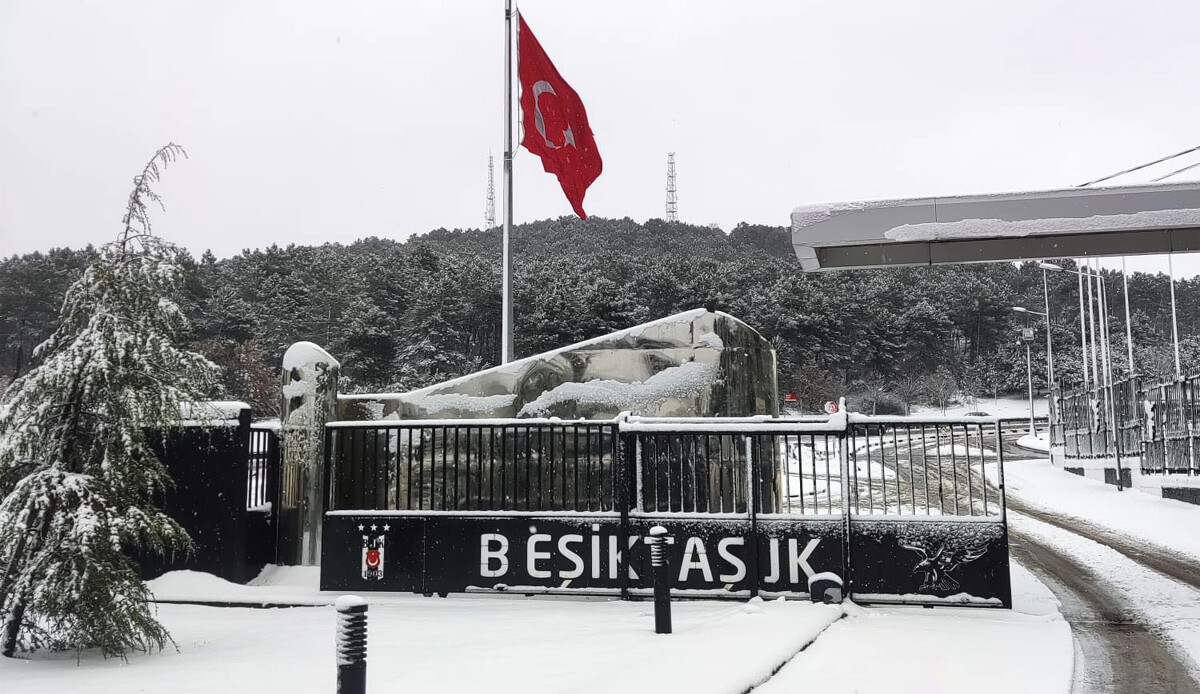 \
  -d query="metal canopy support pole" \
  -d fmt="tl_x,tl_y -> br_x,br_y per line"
1042,268 -> 1054,386
1169,253 -> 1182,380
501,0 -> 515,364
1087,259 -> 1100,395
1078,268 -> 1090,391
1122,257 -> 1135,376
1099,276 -> 1124,489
